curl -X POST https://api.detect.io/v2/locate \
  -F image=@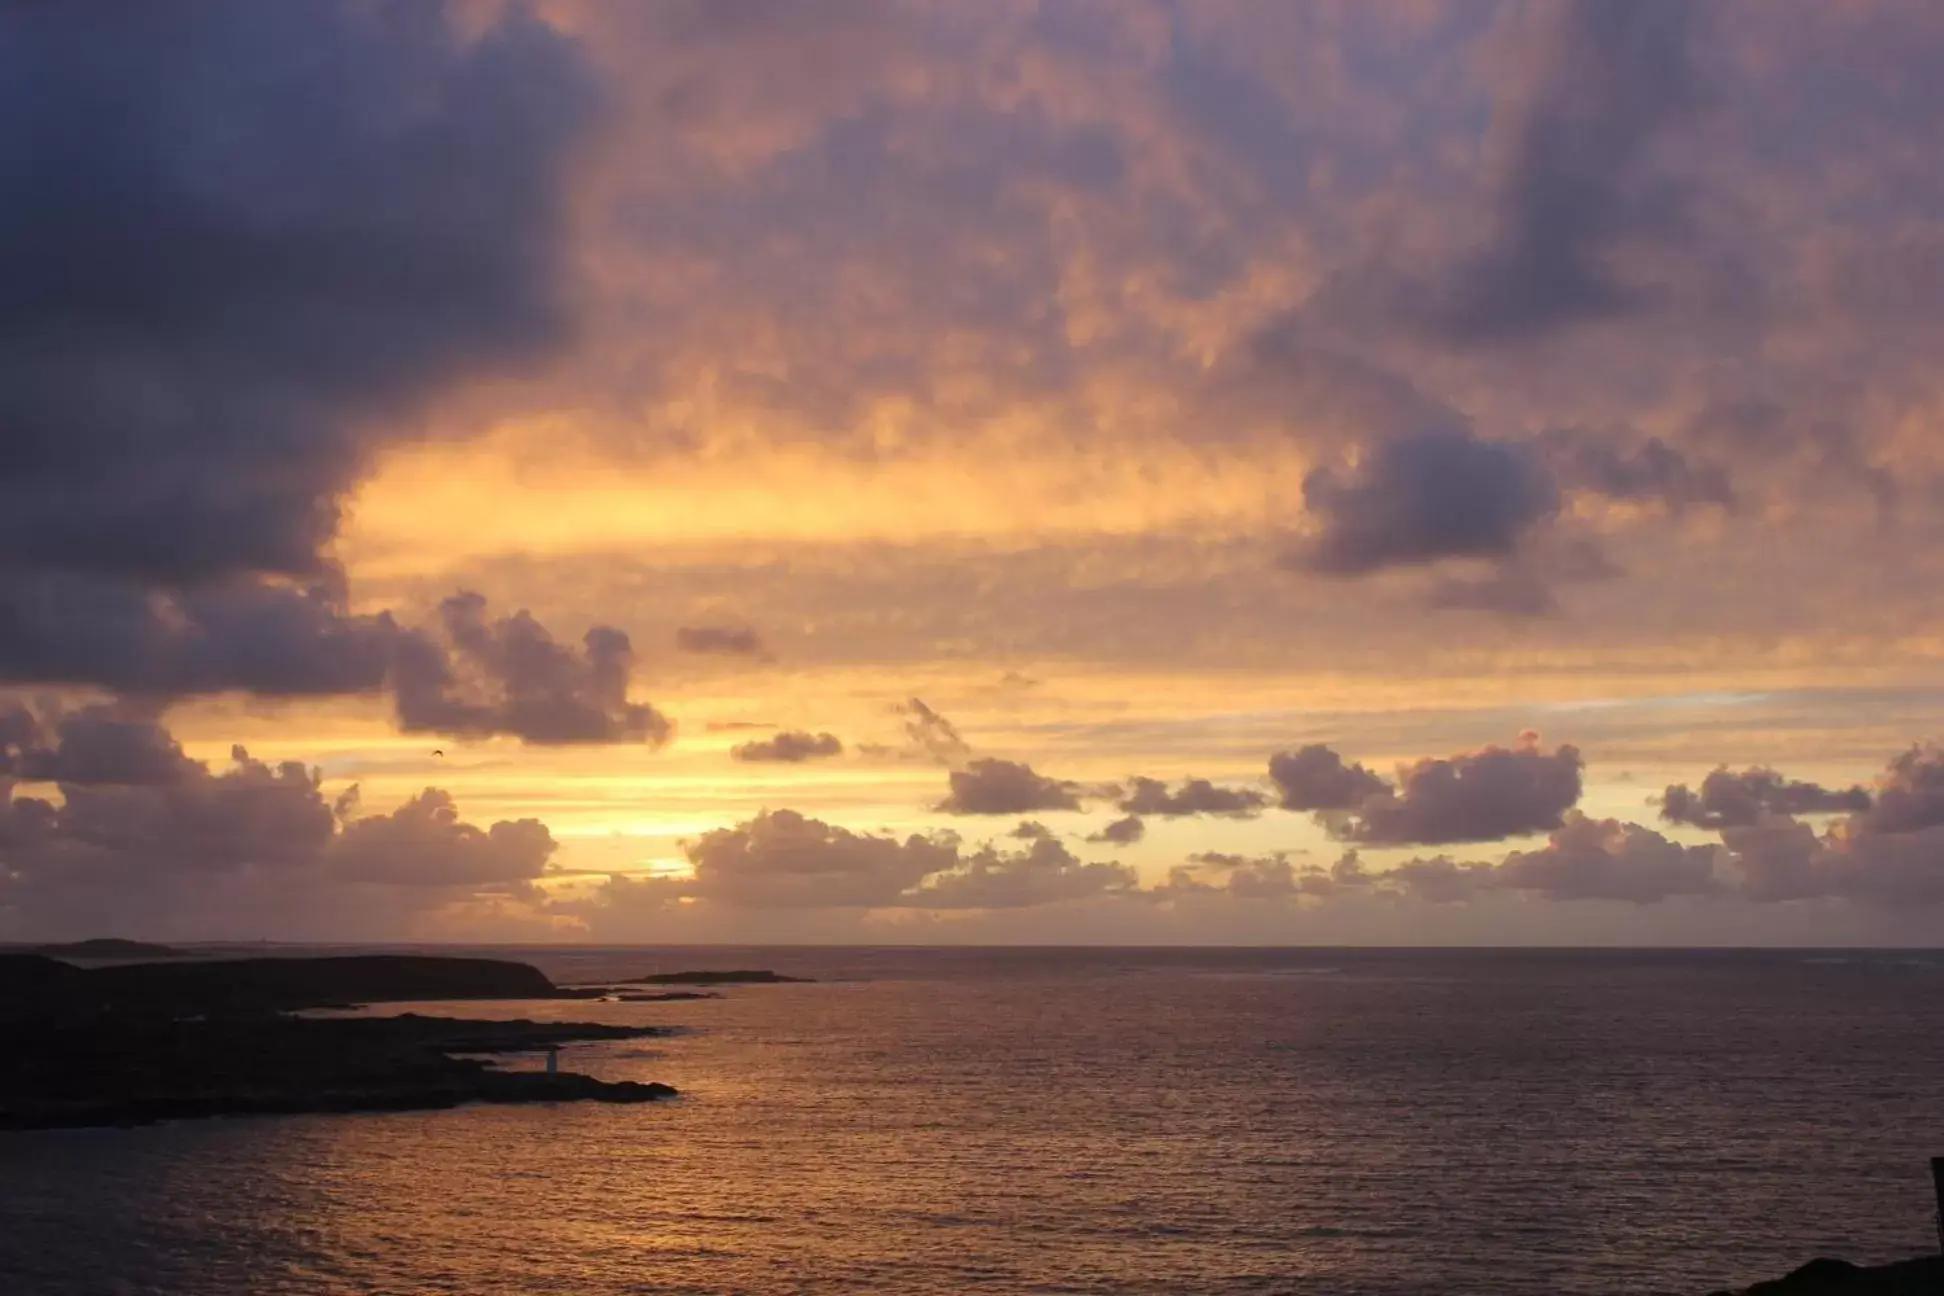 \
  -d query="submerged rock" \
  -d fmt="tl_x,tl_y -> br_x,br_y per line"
621,969 -> 809,985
